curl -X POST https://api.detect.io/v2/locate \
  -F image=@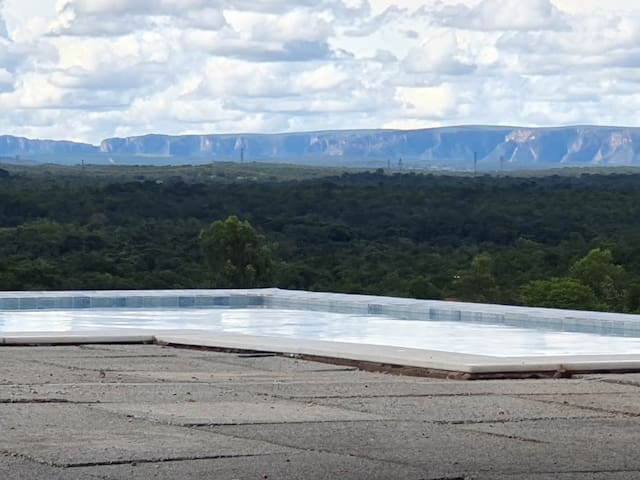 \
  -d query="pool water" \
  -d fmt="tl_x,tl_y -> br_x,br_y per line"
2,307 -> 640,357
